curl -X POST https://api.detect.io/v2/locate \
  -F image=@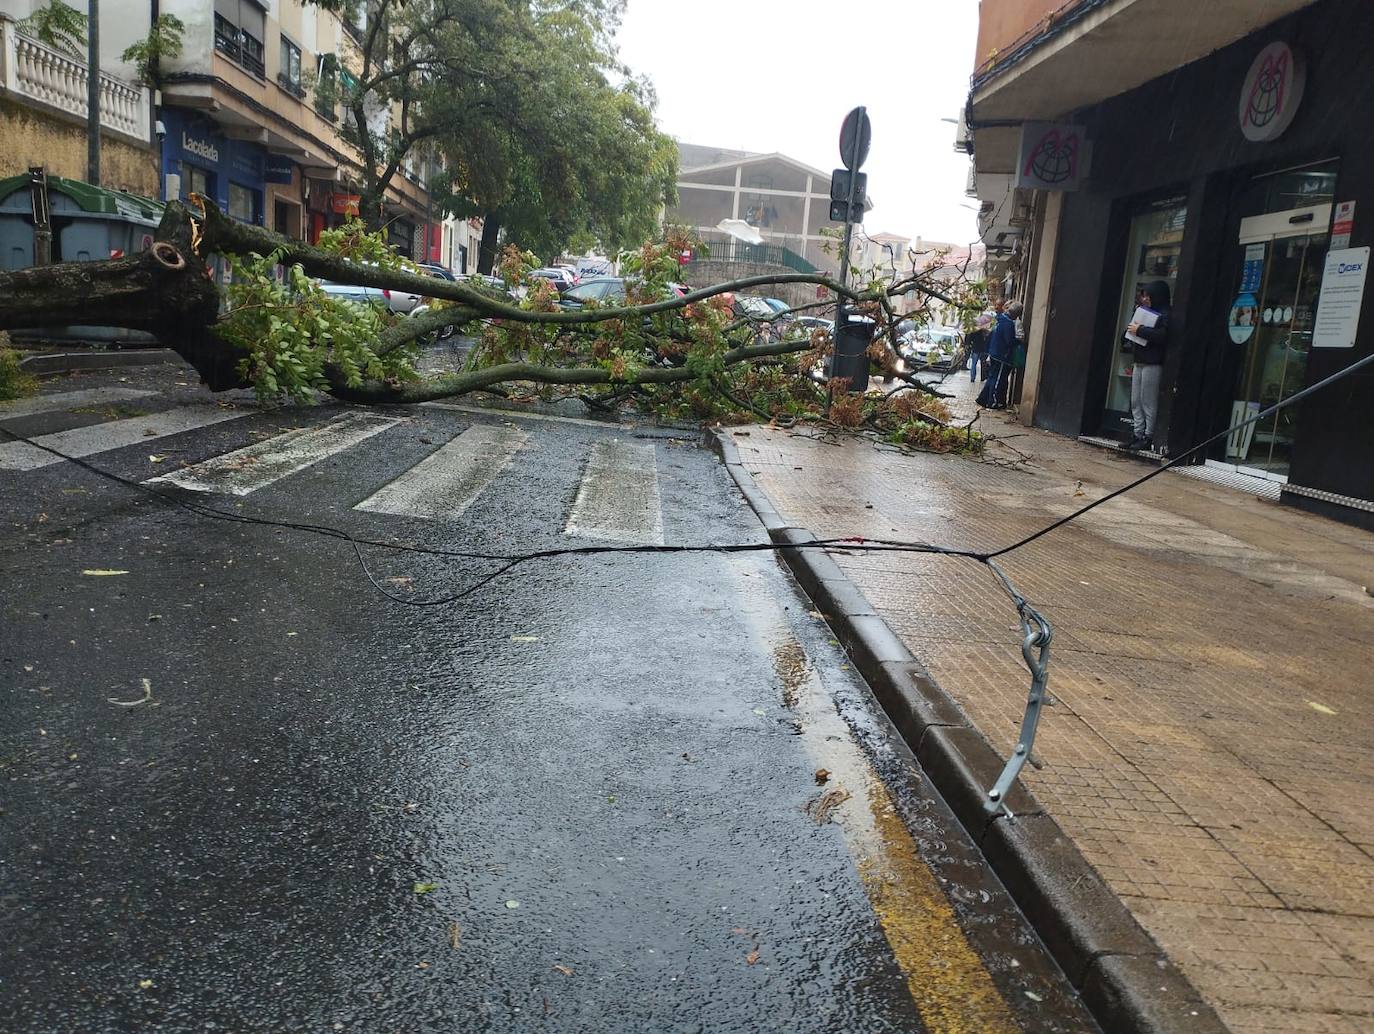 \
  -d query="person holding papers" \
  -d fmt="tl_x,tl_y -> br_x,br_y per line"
1124,280 -> 1171,451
